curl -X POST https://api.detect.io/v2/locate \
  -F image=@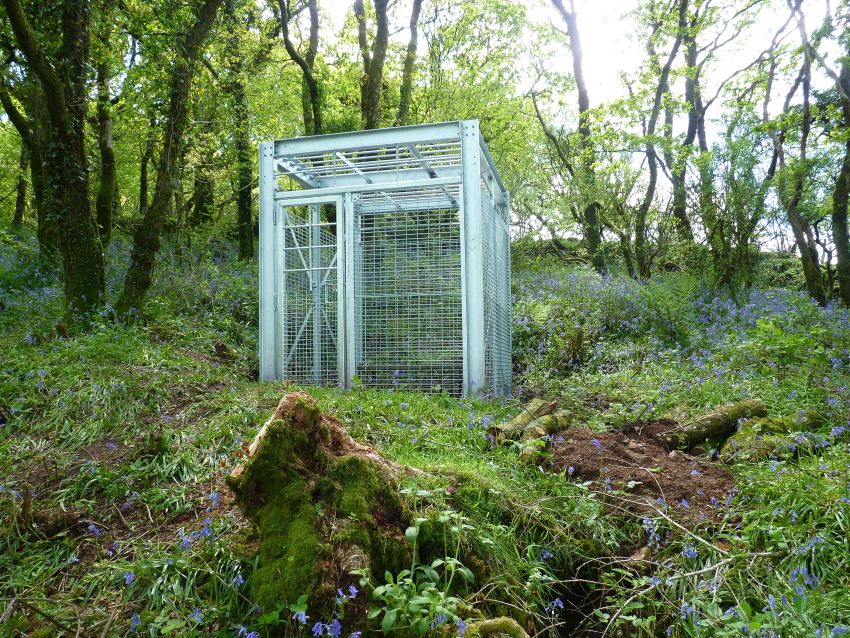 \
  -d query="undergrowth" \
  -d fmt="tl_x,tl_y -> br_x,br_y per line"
1,231 -> 849,637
